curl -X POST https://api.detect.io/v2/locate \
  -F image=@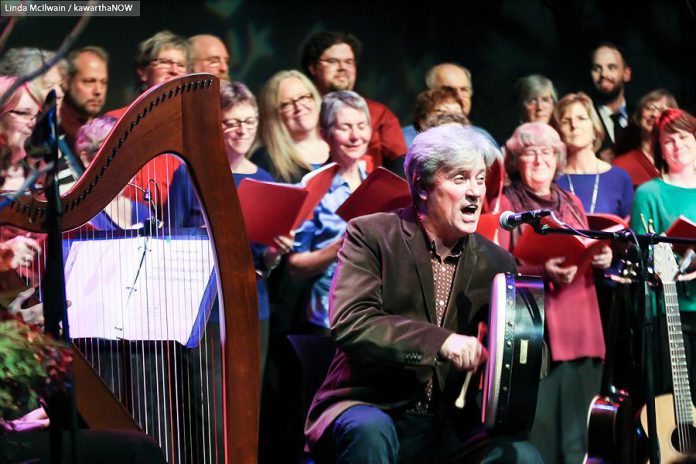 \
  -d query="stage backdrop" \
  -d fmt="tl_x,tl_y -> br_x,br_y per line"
3,0 -> 695,143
